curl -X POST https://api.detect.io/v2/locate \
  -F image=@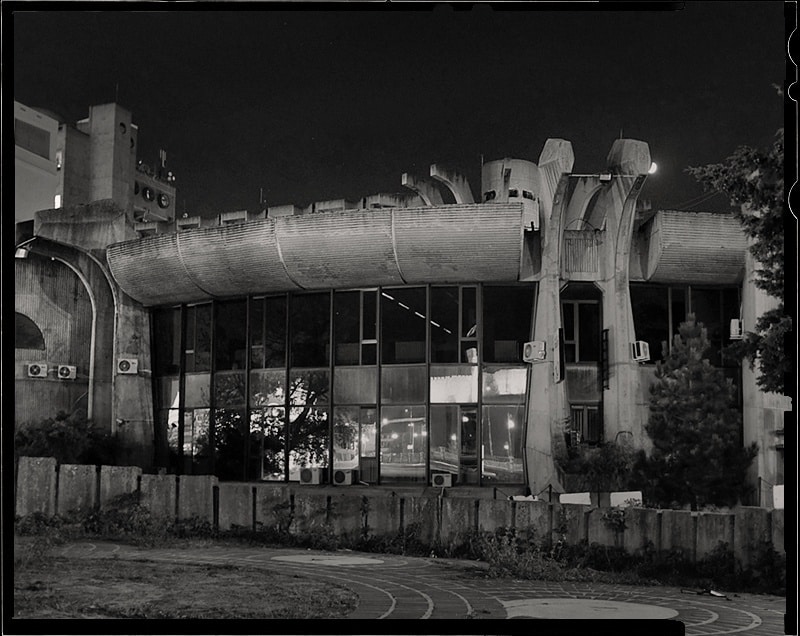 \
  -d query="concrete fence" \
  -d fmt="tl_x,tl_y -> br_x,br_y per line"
15,456 -> 784,568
